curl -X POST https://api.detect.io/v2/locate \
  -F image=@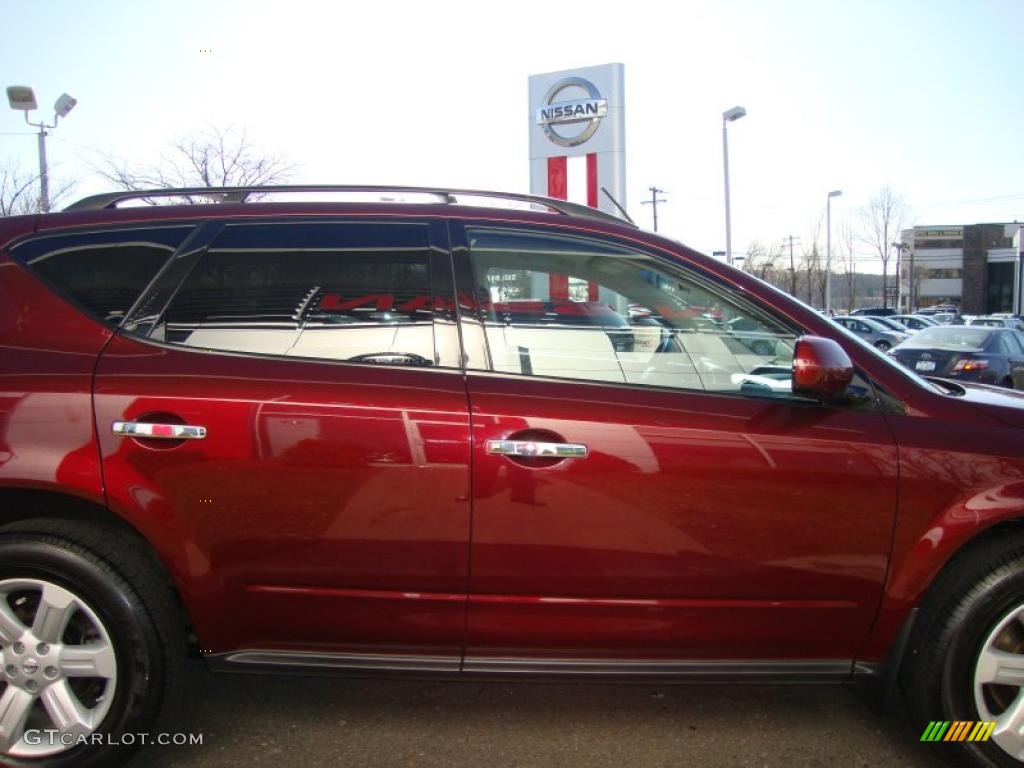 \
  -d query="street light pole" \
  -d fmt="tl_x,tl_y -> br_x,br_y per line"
6,86 -> 77,213
722,106 -> 746,266
35,123 -> 49,212
890,241 -> 909,312
826,190 -> 842,313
